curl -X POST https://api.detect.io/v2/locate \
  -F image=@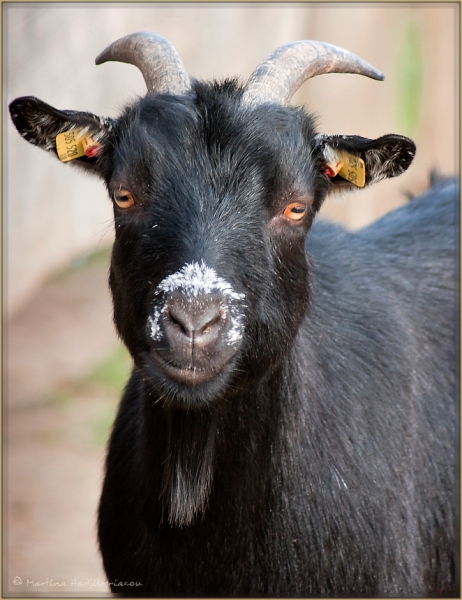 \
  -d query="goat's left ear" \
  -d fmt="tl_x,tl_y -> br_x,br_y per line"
315,134 -> 416,191
9,96 -> 113,176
